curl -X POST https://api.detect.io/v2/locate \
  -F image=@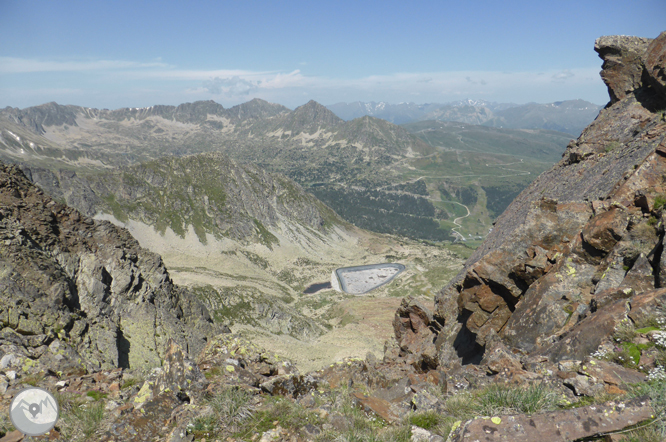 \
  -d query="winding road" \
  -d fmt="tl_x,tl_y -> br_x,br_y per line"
439,200 -> 470,241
